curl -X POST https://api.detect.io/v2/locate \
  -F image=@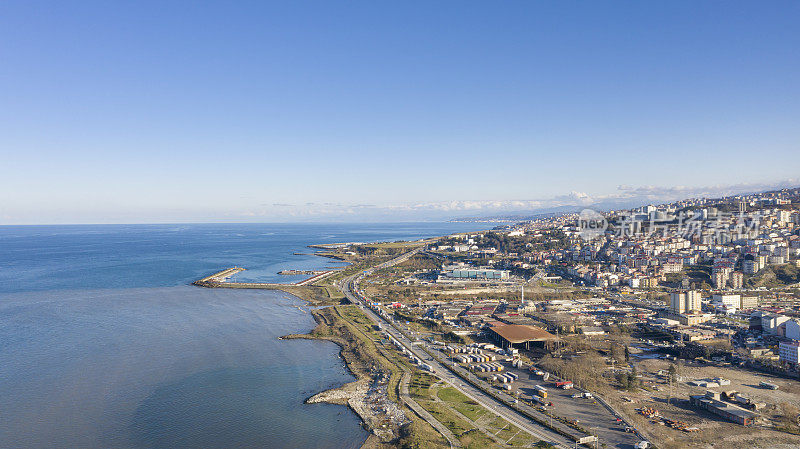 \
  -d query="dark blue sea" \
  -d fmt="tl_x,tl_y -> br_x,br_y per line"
0,222 -> 483,448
